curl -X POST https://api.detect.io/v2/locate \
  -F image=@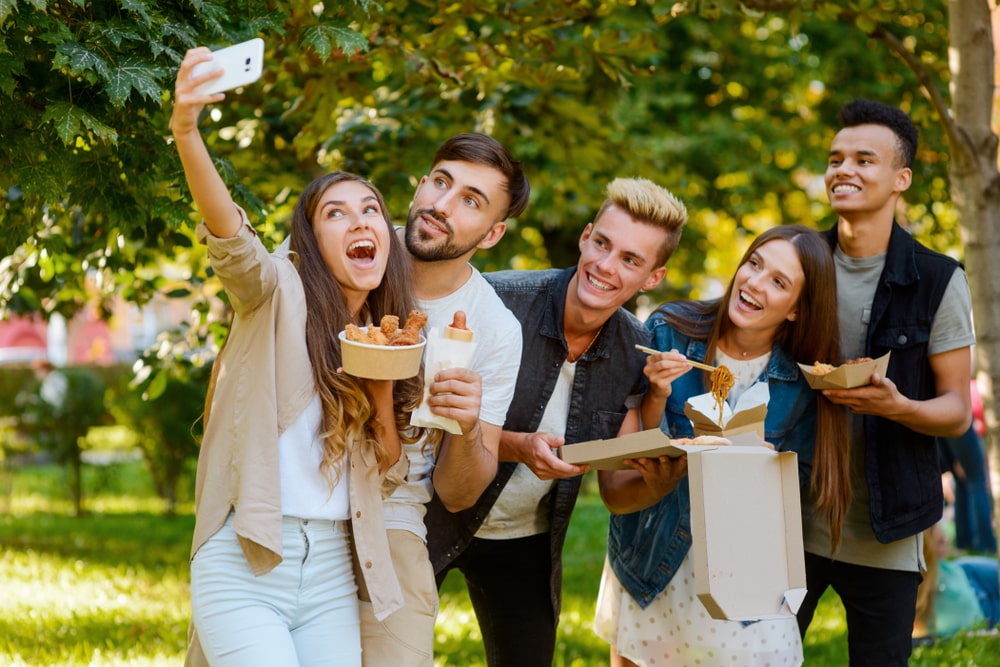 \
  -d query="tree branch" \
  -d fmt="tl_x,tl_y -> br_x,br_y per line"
869,24 -> 974,168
